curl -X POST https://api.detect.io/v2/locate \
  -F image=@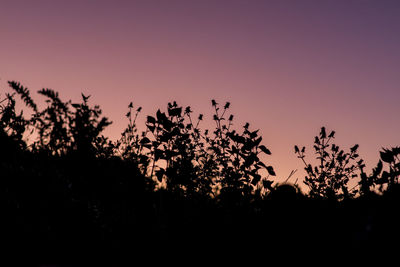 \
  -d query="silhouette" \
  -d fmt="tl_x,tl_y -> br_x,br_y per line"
295,127 -> 364,200
1,80 -> 400,264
